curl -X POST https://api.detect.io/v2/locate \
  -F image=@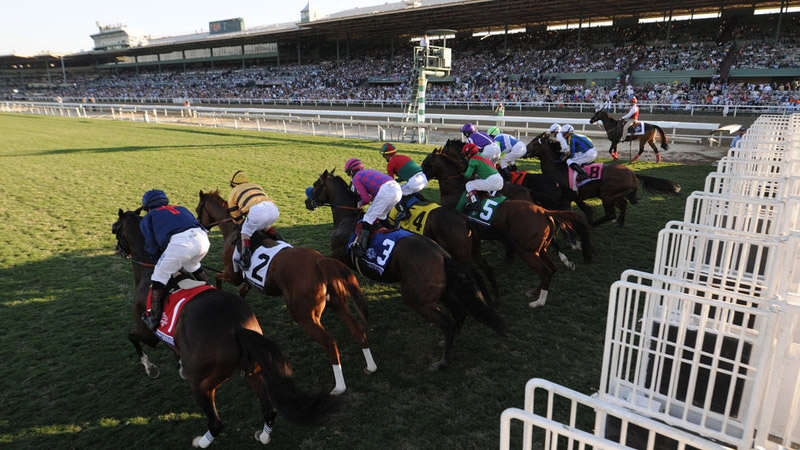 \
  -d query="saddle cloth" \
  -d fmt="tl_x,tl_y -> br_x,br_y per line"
567,163 -> 604,191
233,241 -> 293,291
346,228 -> 413,275
148,283 -> 215,347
